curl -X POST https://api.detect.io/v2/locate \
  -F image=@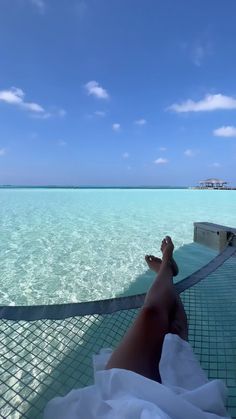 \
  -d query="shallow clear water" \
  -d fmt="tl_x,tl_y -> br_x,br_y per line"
0,188 -> 235,305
